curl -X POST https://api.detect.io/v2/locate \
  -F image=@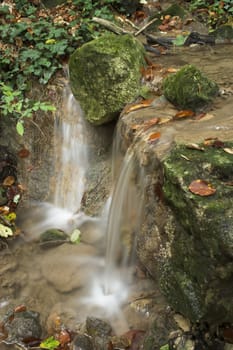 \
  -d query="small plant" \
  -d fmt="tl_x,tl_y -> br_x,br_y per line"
40,336 -> 60,350
0,83 -> 56,135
